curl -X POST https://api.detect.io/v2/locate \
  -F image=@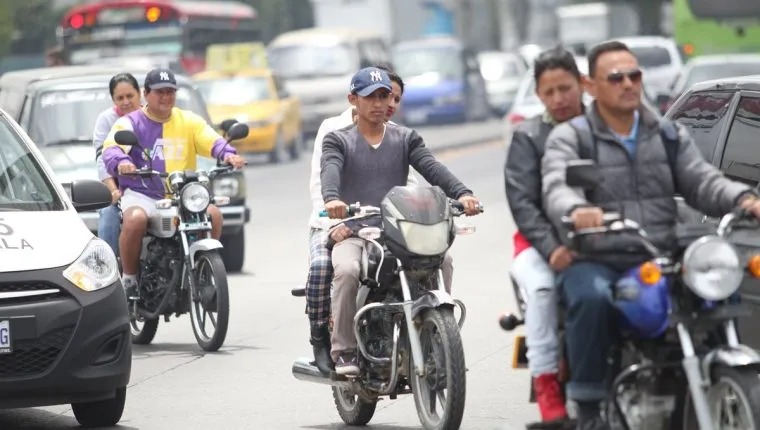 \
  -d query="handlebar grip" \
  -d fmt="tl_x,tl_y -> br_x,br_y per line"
318,204 -> 360,218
